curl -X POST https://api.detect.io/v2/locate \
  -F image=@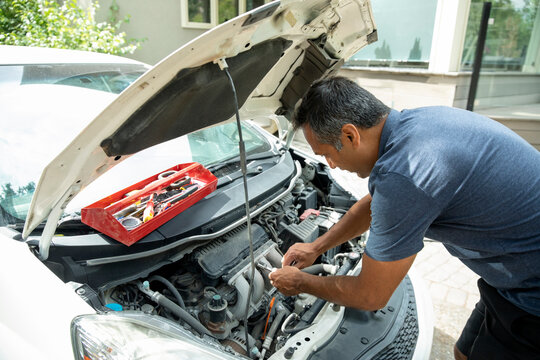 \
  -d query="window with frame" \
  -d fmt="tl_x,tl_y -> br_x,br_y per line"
346,0 -> 438,69
181,0 -> 267,29
461,0 -> 540,73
